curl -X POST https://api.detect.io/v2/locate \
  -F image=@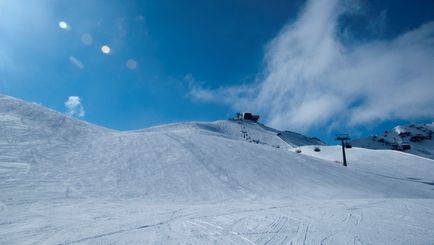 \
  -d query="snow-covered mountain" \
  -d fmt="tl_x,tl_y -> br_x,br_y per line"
352,123 -> 434,159
1,94 -> 434,244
